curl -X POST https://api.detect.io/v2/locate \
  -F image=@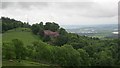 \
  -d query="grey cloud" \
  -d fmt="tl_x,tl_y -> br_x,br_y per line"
57,2 -> 95,9
1,2 -> 14,9
1,2 -> 117,18
1,2 -> 95,10
2,0 -> 94,2
1,1 -> 118,25
64,2 -> 117,18
118,1 -> 120,25
2,2 -> 49,9
0,2 -> 2,9
47,2 -> 117,18
18,2 -> 49,9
